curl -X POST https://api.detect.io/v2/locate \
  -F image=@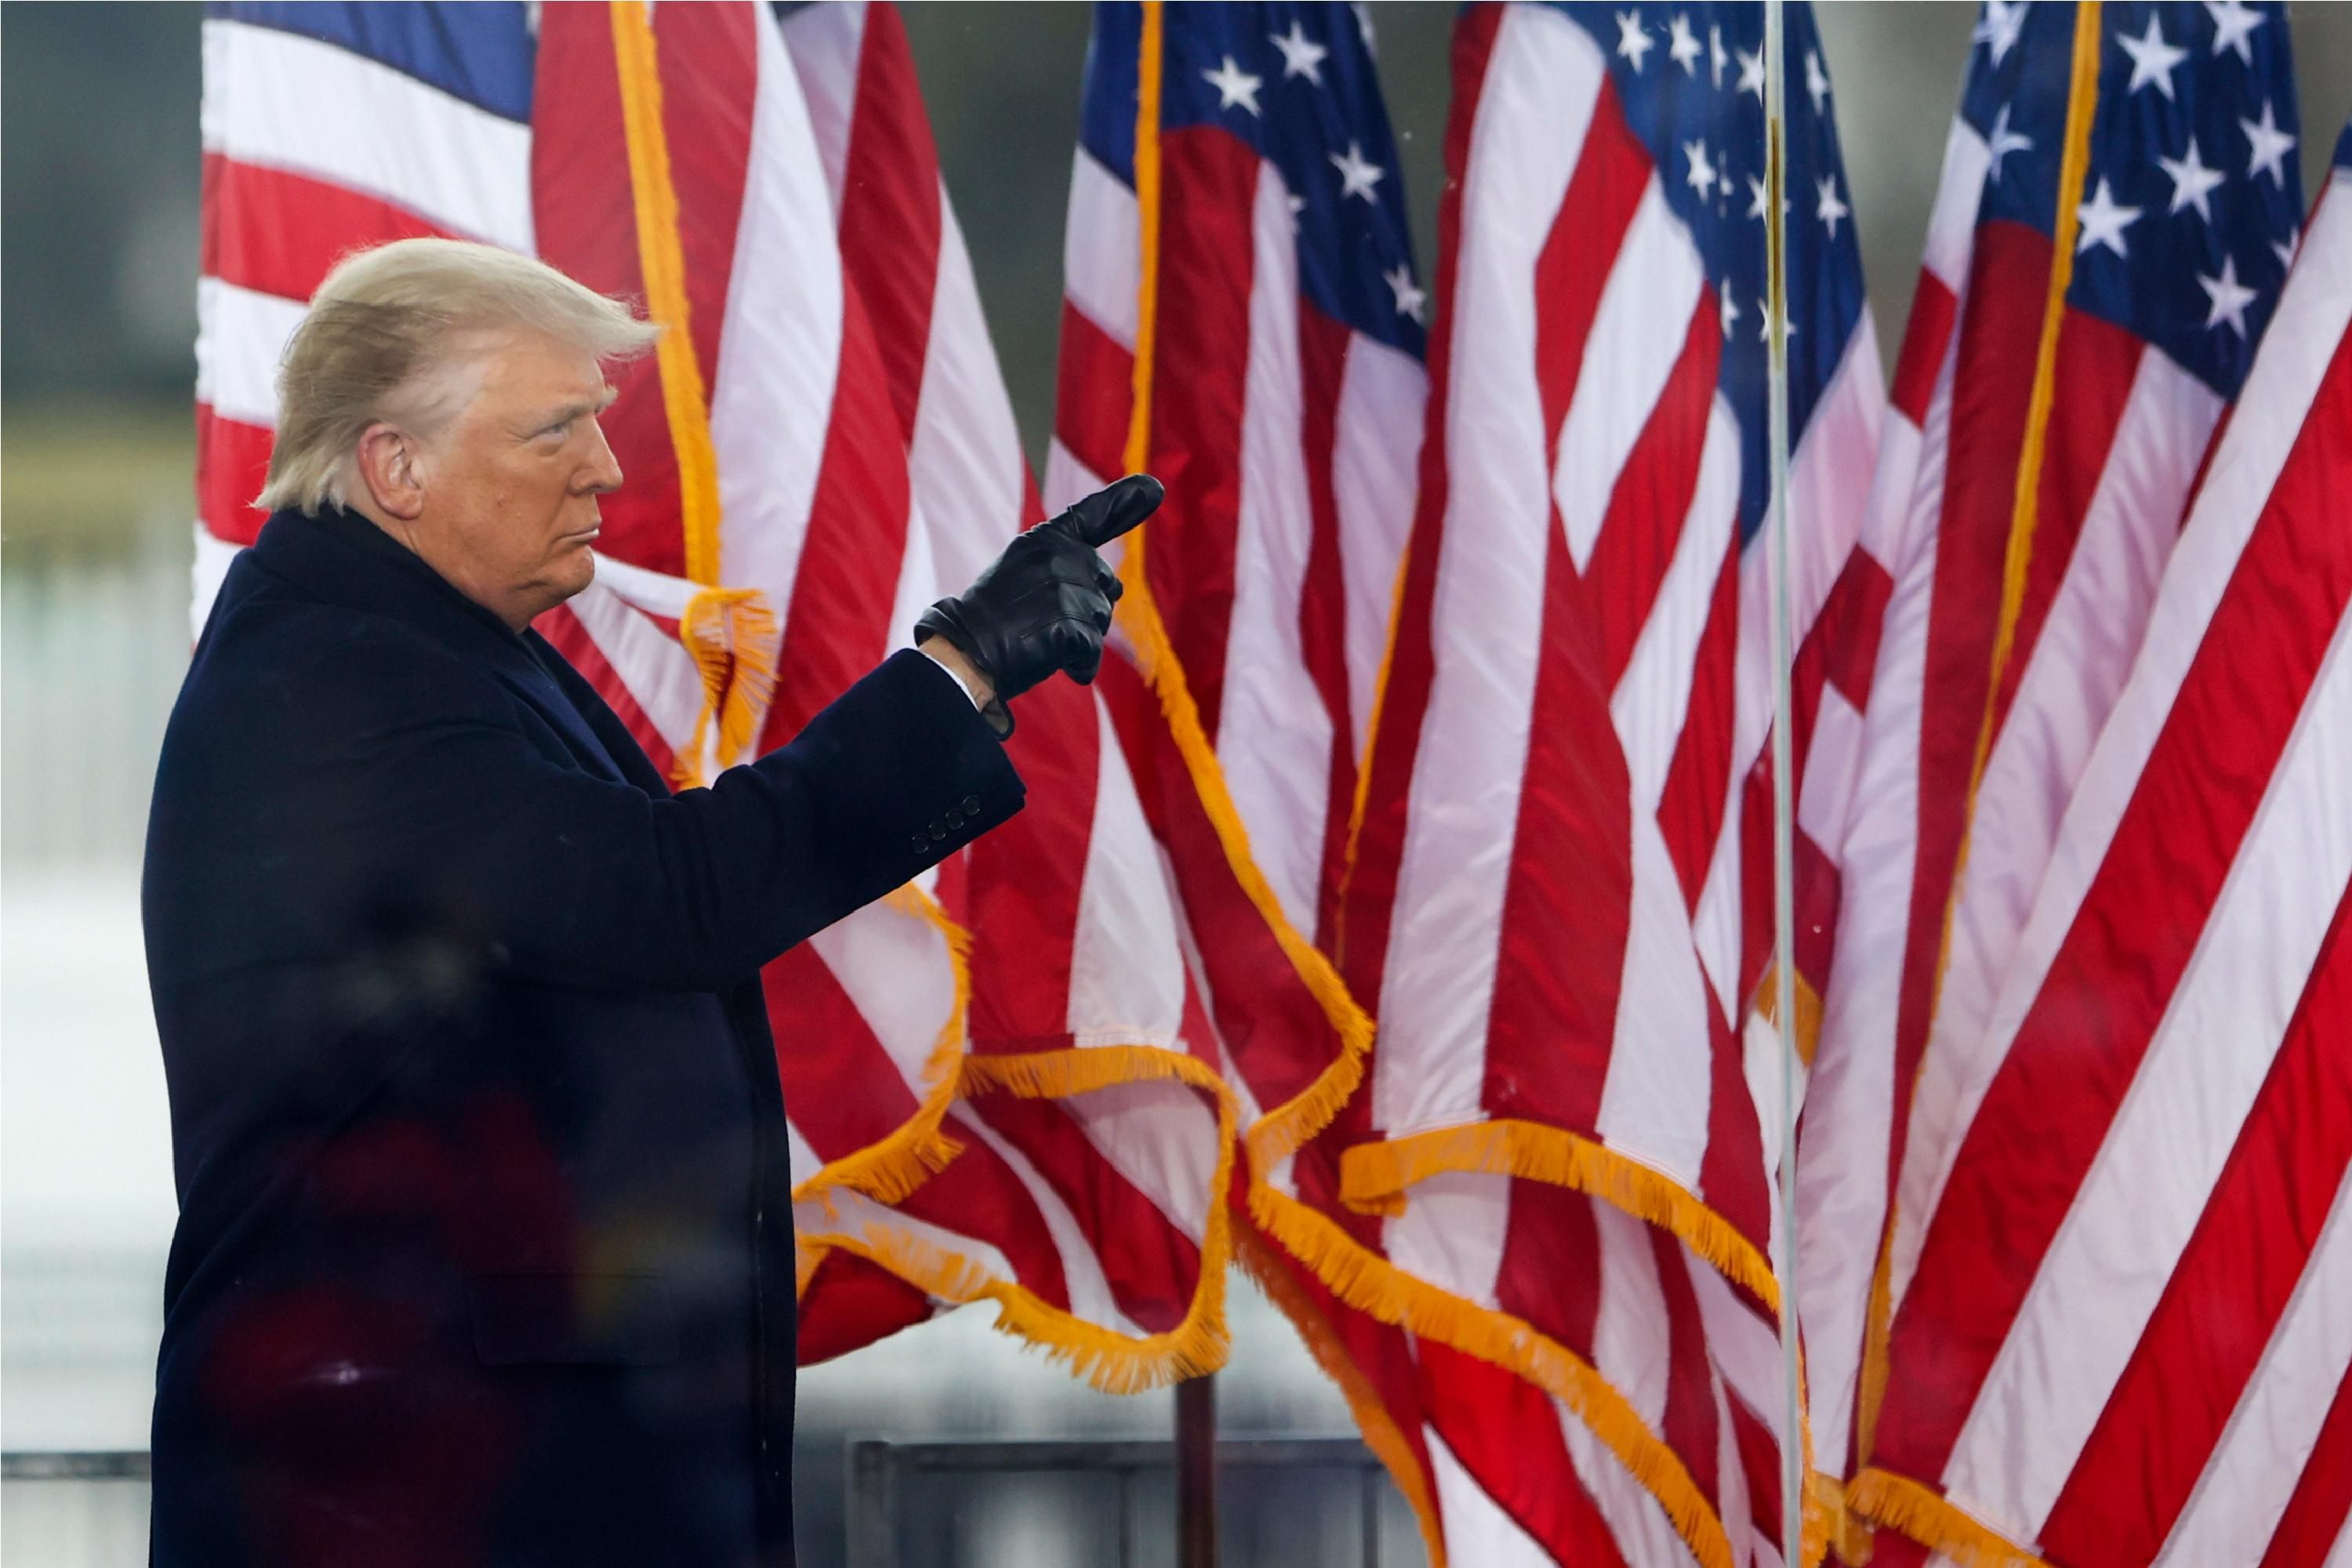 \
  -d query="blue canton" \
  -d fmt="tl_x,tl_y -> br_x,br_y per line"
1549,2 -> 1868,543
1082,3 -> 1426,359
1958,0 -> 2302,398
208,2 -> 536,123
